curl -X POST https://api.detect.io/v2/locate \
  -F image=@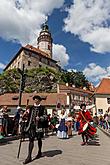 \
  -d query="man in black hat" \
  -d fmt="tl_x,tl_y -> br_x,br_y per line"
23,95 -> 47,164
